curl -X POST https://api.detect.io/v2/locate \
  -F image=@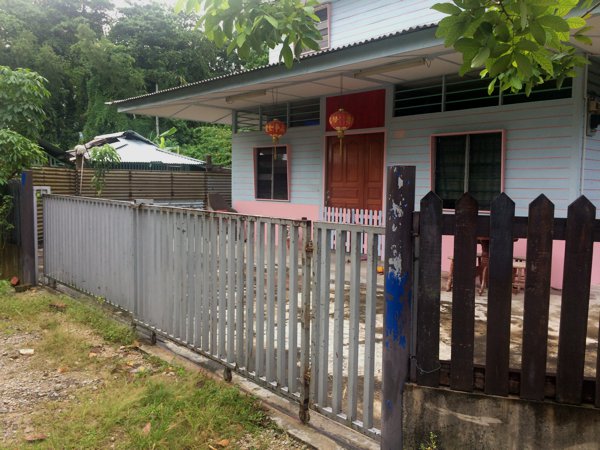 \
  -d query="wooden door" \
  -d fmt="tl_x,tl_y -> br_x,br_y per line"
326,133 -> 384,209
